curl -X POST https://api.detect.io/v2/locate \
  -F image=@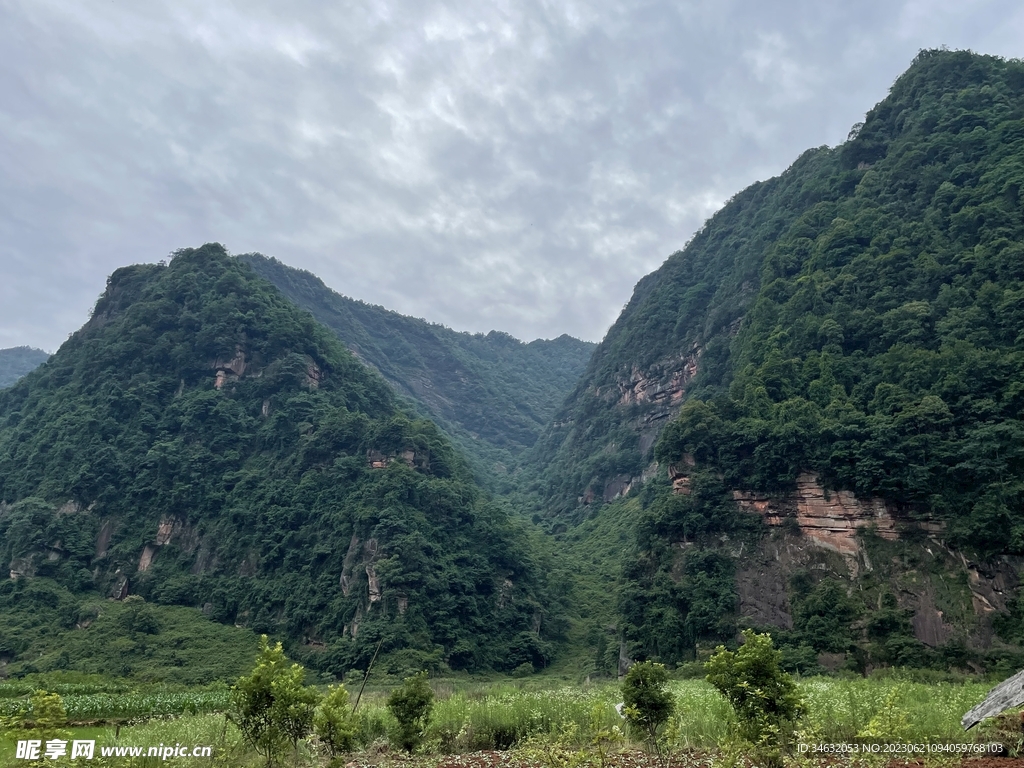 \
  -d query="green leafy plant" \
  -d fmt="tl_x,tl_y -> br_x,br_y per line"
856,686 -> 911,743
386,670 -> 434,752
0,691 -> 71,767
621,660 -> 675,750
313,684 -> 358,757
230,635 -> 319,765
706,630 -> 804,768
